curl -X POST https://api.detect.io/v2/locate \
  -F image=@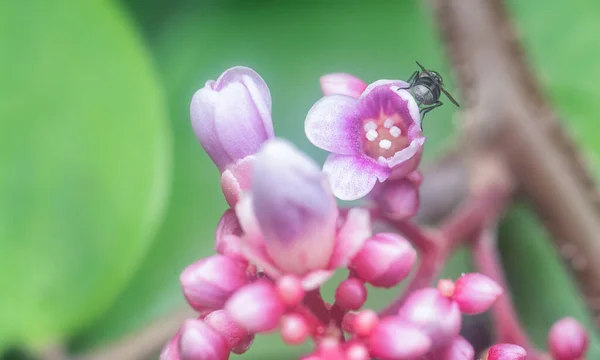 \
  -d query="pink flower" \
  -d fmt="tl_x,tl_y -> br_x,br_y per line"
370,177 -> 420,220
350,233 -> 417,288
160,331 -> 181,360
429,336 -> 474,360
190,66 -> 275,207
305,77 -> 425,200
487,343 -> 527,360
547,317 -> 589,360
224,280 -> 284,333
320,73 -> 368,98
178,319 -> 230,360
203,310 -> 254,354
335,278 -> 368,310
451,273 -> 503,315
231,139 -> 372,288
367,316 -> 432,360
